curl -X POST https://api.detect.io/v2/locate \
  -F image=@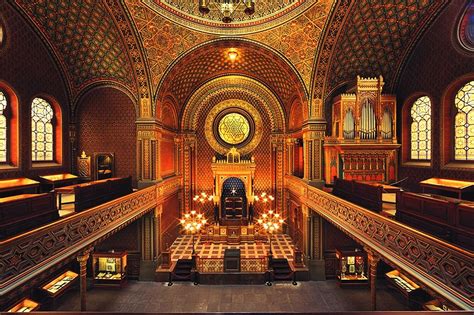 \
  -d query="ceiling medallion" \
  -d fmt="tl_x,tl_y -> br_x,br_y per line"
143,0 -> 318,35
205,99 -> 262,155
199,0 -> 255,23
